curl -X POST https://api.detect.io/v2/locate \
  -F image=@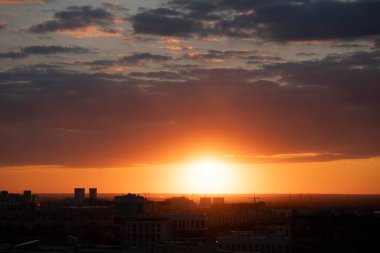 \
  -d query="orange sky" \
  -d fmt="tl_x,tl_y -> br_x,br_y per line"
1,157 -> 379,194
1,1 -> 380,195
